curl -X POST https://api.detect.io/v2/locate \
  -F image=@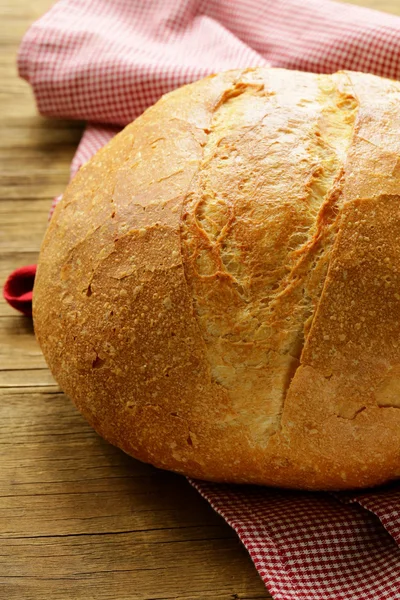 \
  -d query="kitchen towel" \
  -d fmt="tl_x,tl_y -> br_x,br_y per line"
5,1 -> 400,598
